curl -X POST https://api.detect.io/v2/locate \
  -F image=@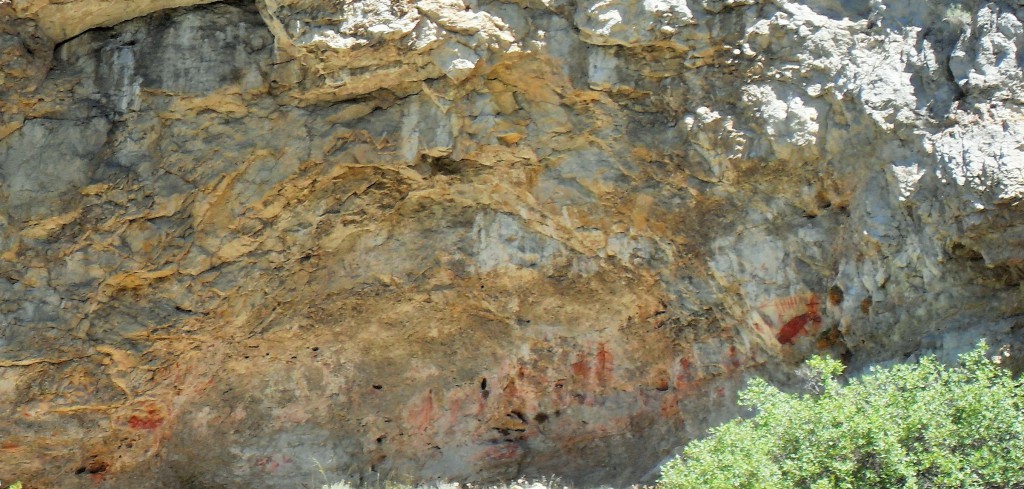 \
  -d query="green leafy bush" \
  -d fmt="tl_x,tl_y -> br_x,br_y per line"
944,5 -> 972,29
660,342 -> 1024,489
